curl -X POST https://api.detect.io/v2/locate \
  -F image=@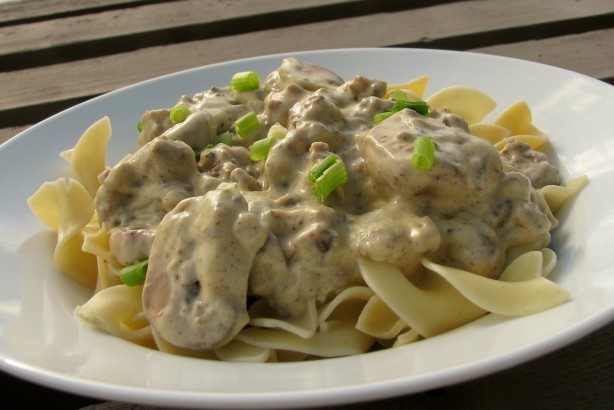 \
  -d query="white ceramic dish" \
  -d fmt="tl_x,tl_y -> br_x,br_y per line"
0,48 -> 612,409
